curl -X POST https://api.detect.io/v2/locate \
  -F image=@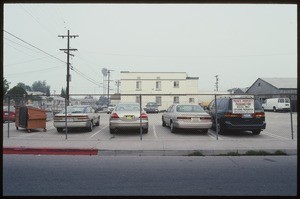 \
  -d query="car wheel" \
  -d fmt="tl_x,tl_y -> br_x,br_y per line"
252,130 -> 261,135
273,107 -> 277,112
202,129 -> 209,133
110,128 -> 115,134
95,118 -> 100,126
143,128 -> 148,134
57,128 -> 63,133
170,121 -> 177,133
87,121 -> 93,132
217,122 -> 226,135
162,117 -> 166,127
